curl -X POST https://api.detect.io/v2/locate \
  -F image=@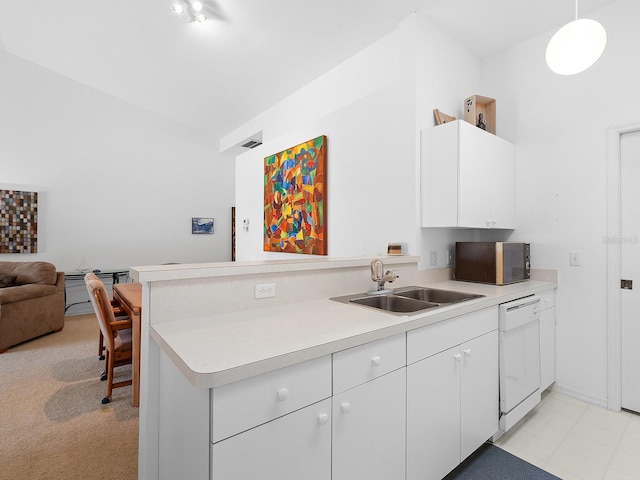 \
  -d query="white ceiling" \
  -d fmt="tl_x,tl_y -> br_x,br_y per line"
0,0 -> 620,143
